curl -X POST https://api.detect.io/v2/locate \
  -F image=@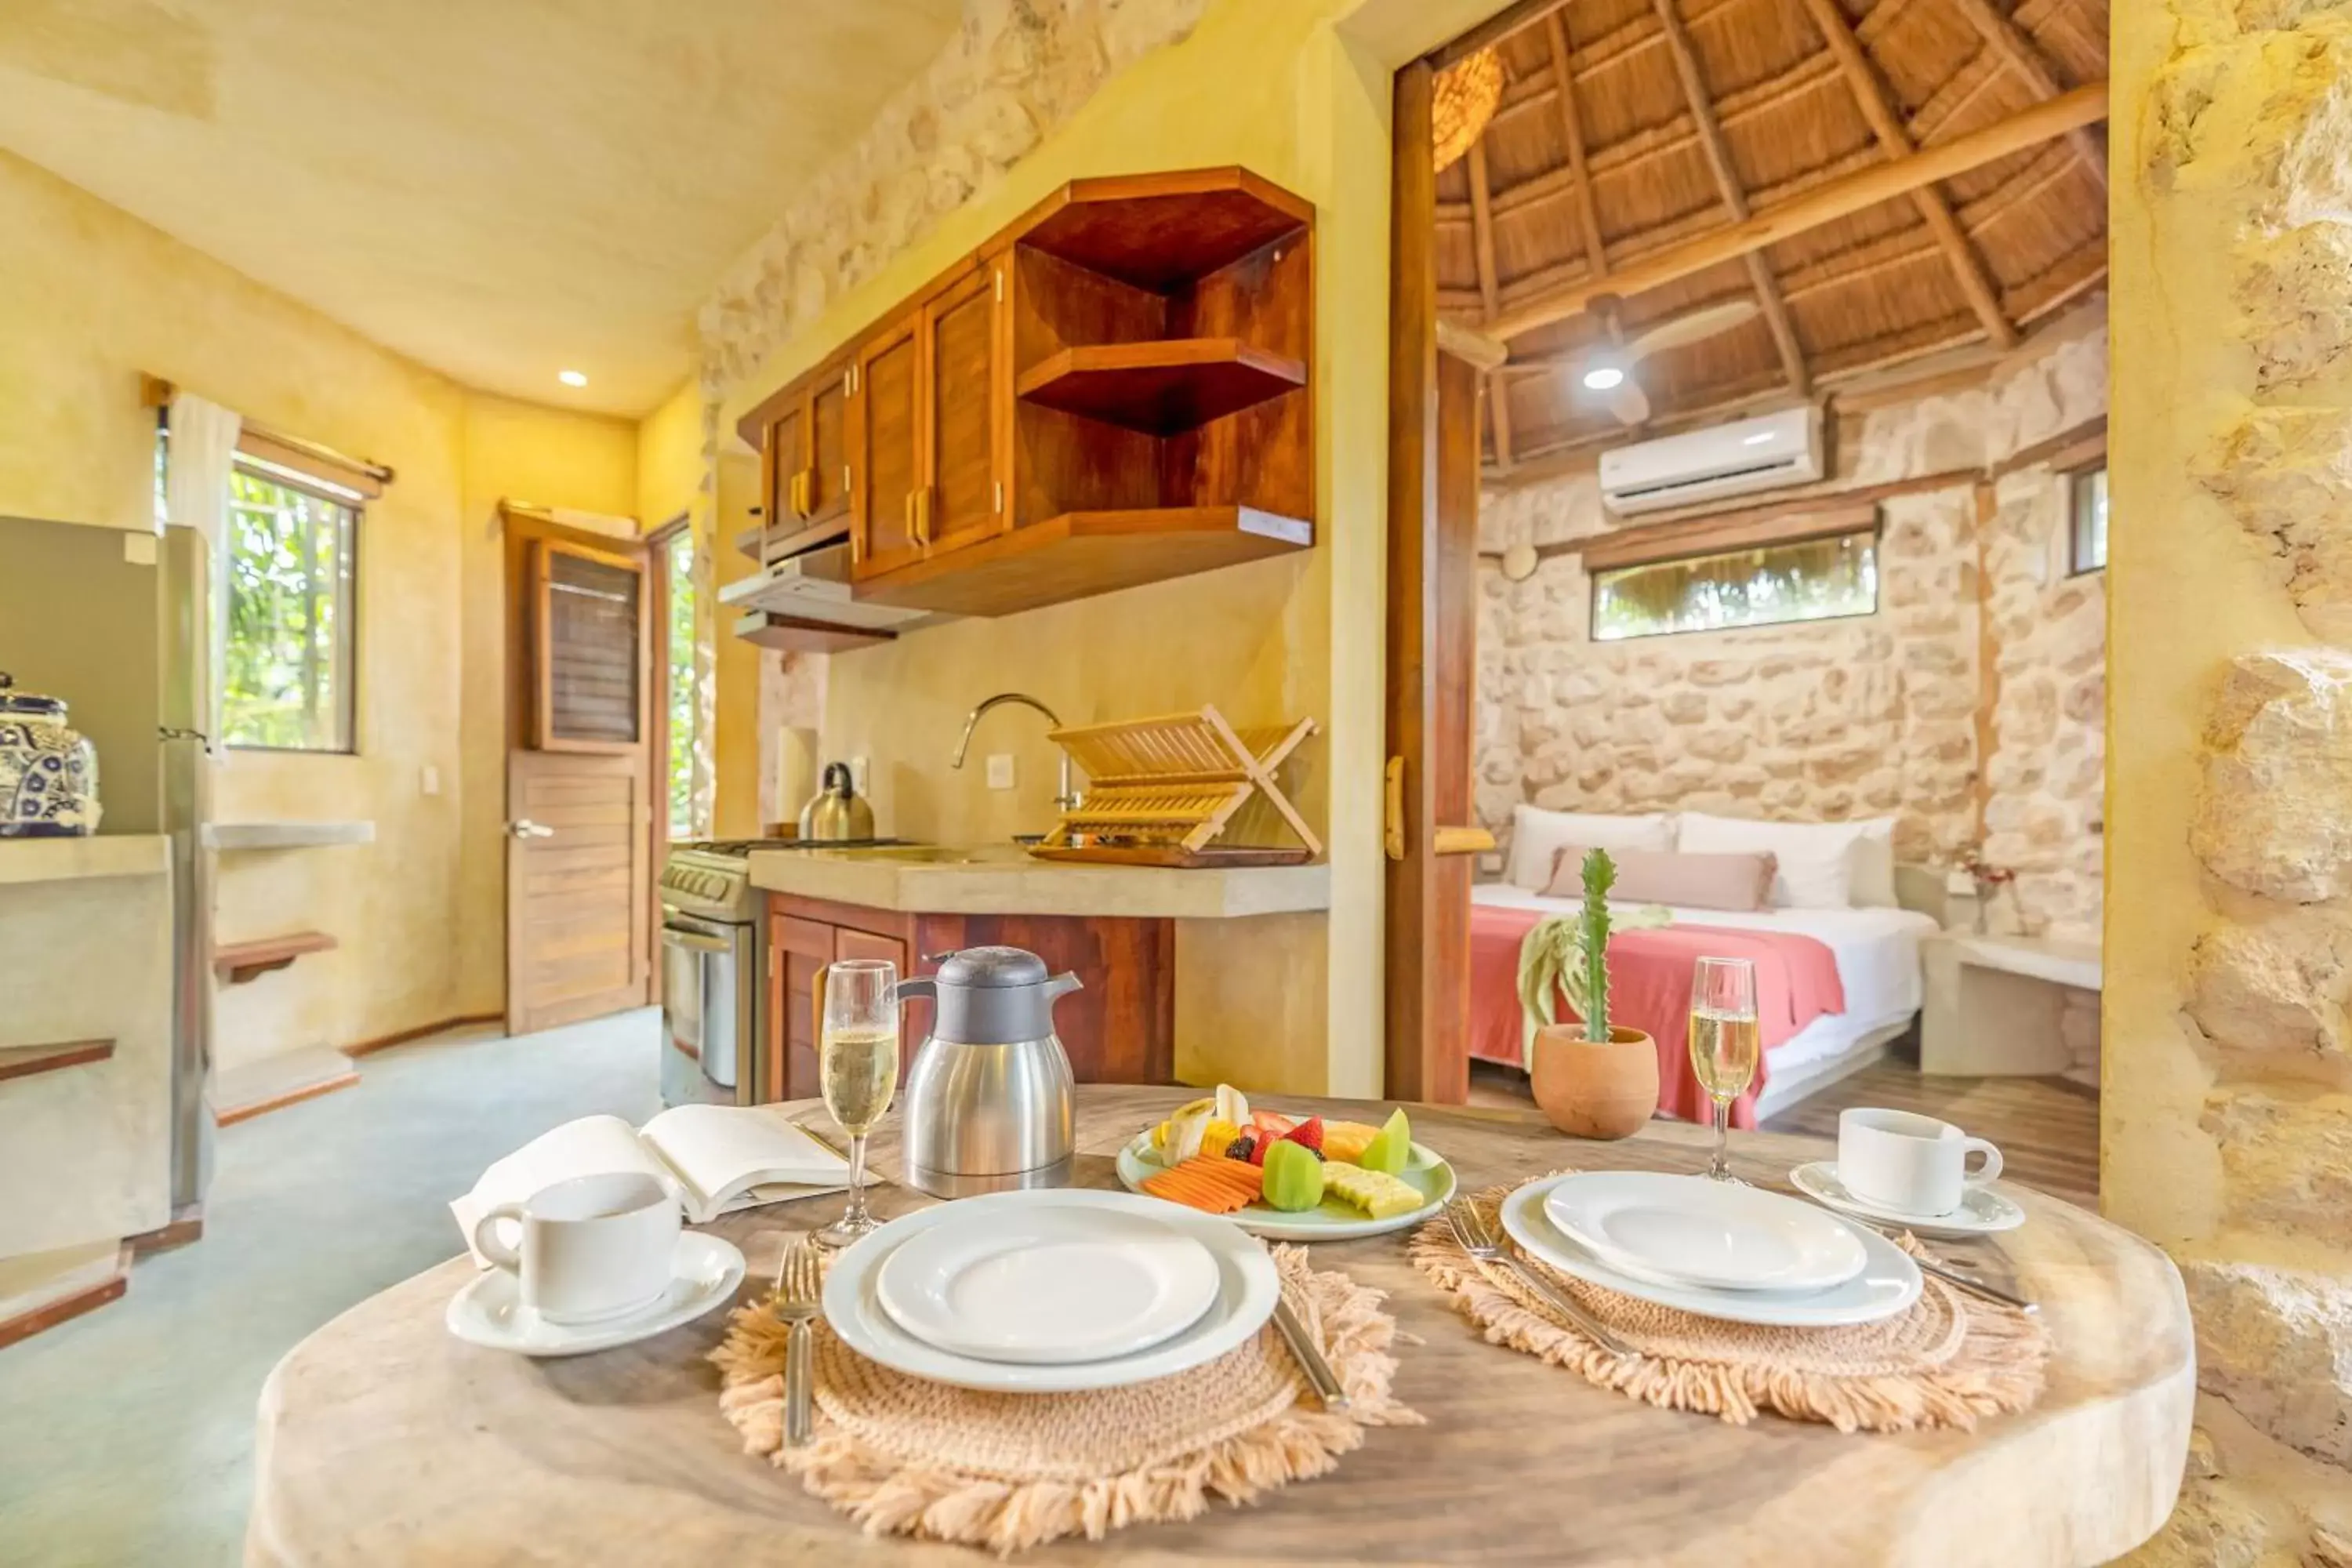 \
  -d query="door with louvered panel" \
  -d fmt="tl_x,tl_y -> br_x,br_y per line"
507,536 -> 655,1035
